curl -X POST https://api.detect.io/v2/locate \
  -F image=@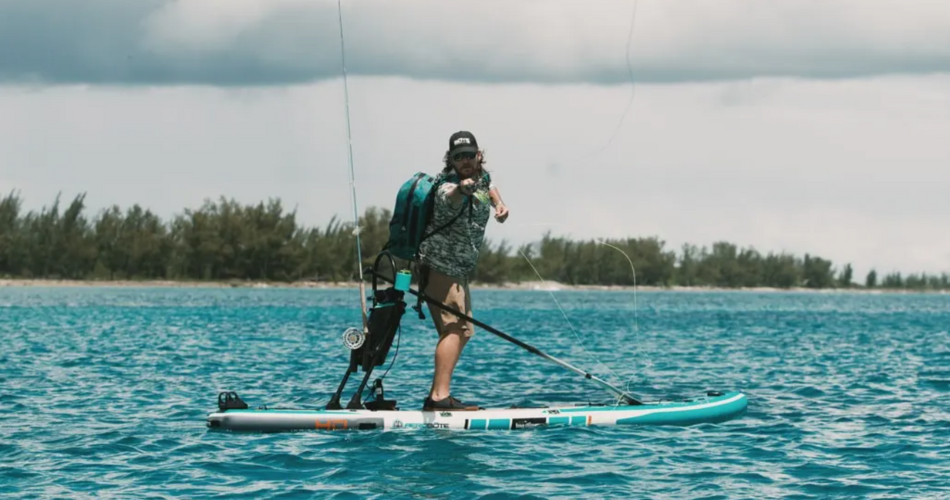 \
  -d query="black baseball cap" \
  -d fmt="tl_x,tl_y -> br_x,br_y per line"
448,131 -> 478,155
